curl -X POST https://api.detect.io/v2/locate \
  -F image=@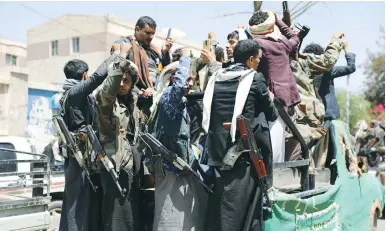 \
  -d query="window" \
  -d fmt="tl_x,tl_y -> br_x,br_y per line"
72,37 -> 80,53
51,40 -> 58,56
5,54 -> 17,66
0,143 -> 17,173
